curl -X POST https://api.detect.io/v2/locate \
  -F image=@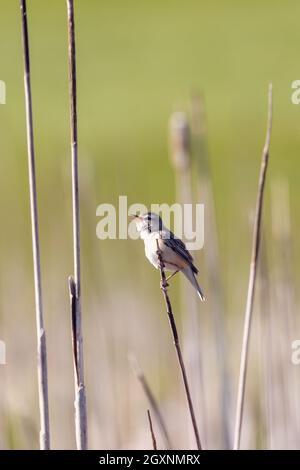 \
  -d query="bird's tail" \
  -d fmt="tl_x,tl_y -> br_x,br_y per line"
182,267 -> 205,301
